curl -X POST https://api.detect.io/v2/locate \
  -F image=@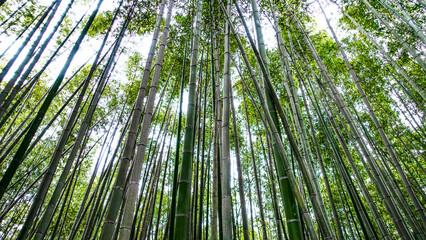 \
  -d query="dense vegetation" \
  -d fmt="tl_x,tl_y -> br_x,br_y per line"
0,0 -> 425,239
